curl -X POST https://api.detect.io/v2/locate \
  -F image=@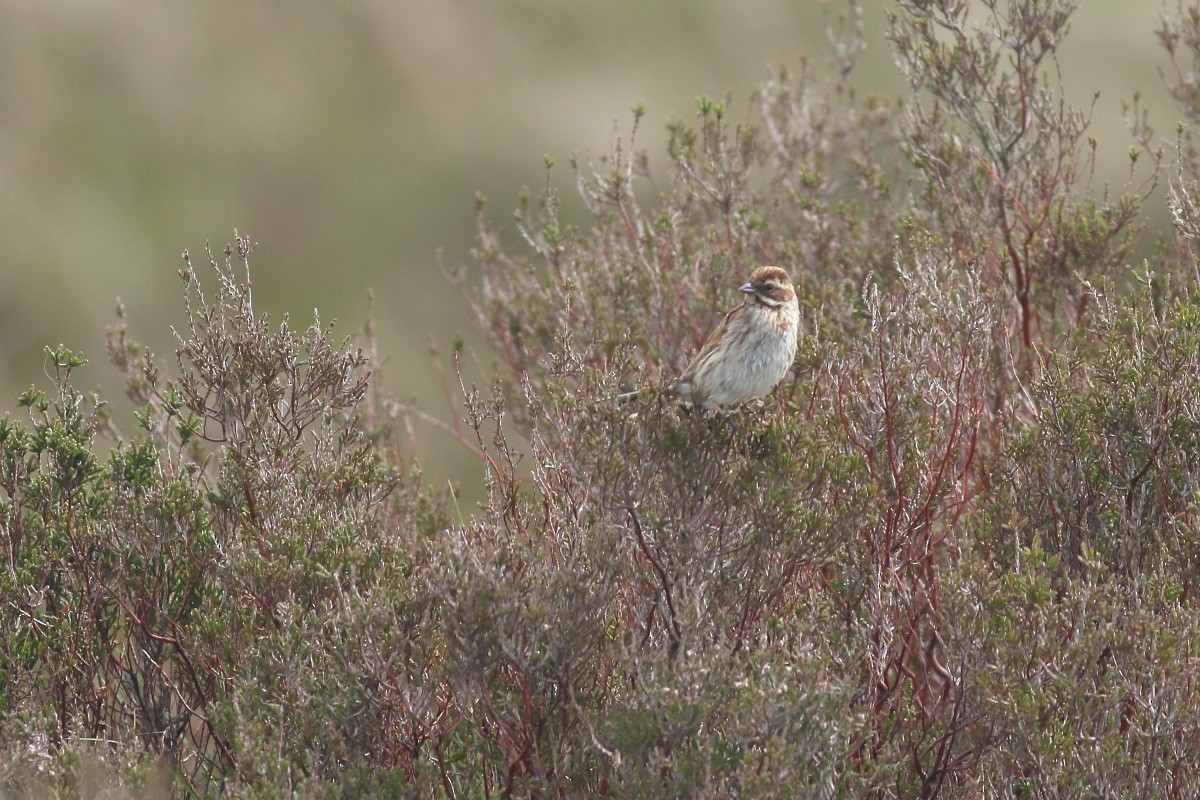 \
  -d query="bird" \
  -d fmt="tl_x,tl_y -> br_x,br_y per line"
622,266 -> 800,410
